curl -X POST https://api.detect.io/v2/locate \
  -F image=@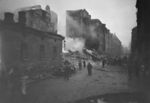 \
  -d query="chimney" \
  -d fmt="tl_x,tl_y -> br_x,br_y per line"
18,11 -> 26,25
4,12 -> 14,23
